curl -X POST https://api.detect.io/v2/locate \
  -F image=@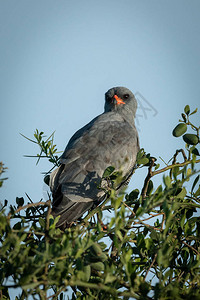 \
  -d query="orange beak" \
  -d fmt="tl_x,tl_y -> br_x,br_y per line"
113,94 -> 125,105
